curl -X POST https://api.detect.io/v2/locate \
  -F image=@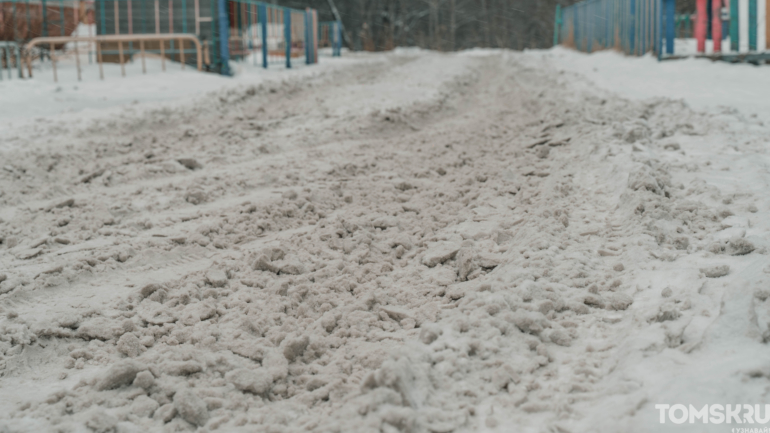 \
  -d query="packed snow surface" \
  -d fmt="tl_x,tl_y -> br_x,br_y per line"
1,48 -> 769,433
